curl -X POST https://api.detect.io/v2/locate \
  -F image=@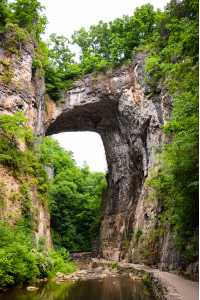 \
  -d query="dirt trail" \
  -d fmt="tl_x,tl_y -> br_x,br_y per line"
121,263 -> 199,300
